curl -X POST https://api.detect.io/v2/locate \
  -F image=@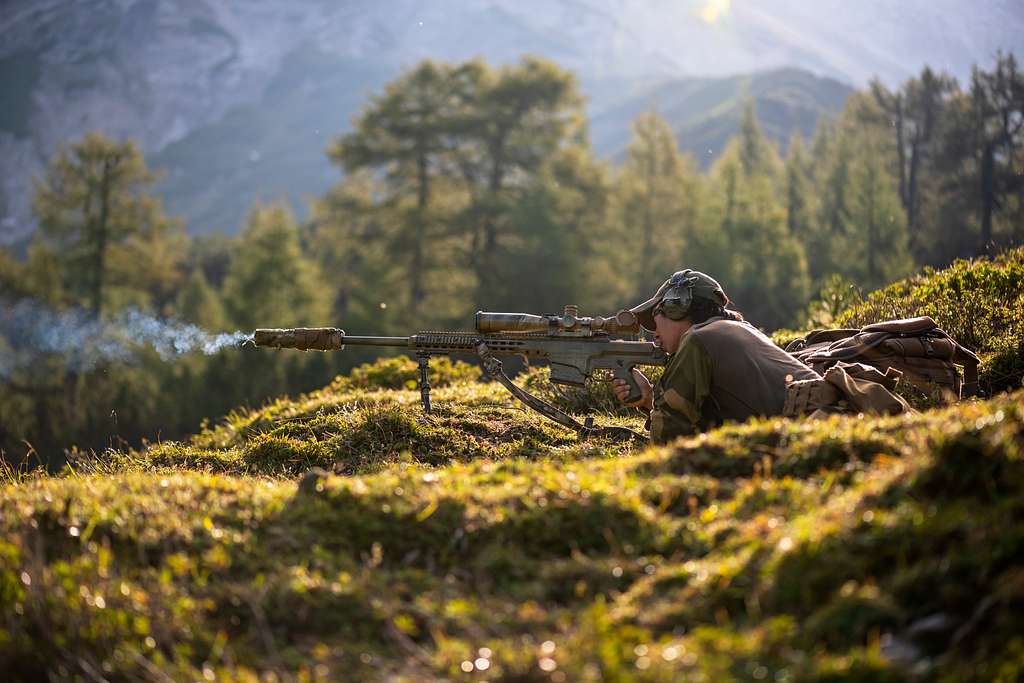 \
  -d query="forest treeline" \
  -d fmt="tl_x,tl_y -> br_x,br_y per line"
1,52 -> 1022,462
